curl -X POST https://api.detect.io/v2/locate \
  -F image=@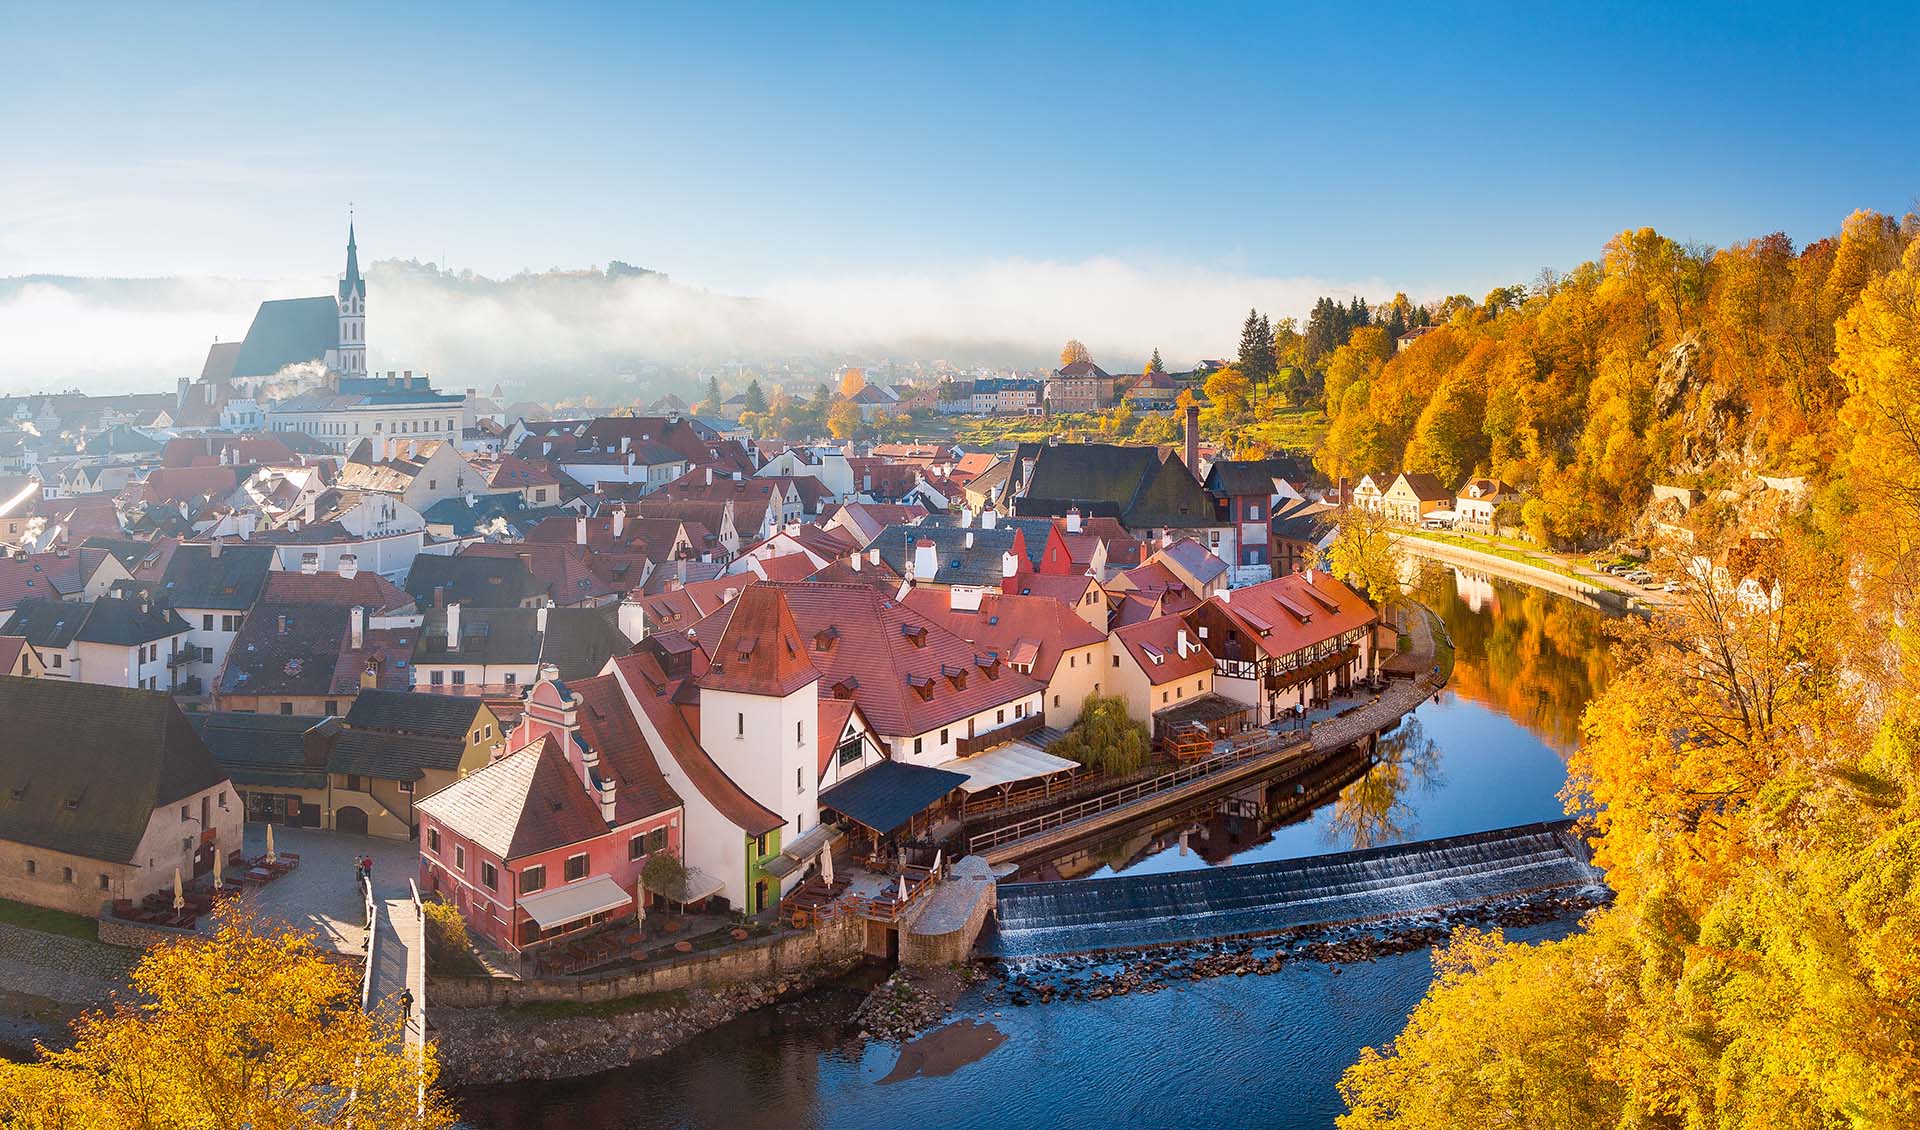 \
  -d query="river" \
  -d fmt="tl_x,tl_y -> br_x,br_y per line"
455,565 -> 1615,1129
